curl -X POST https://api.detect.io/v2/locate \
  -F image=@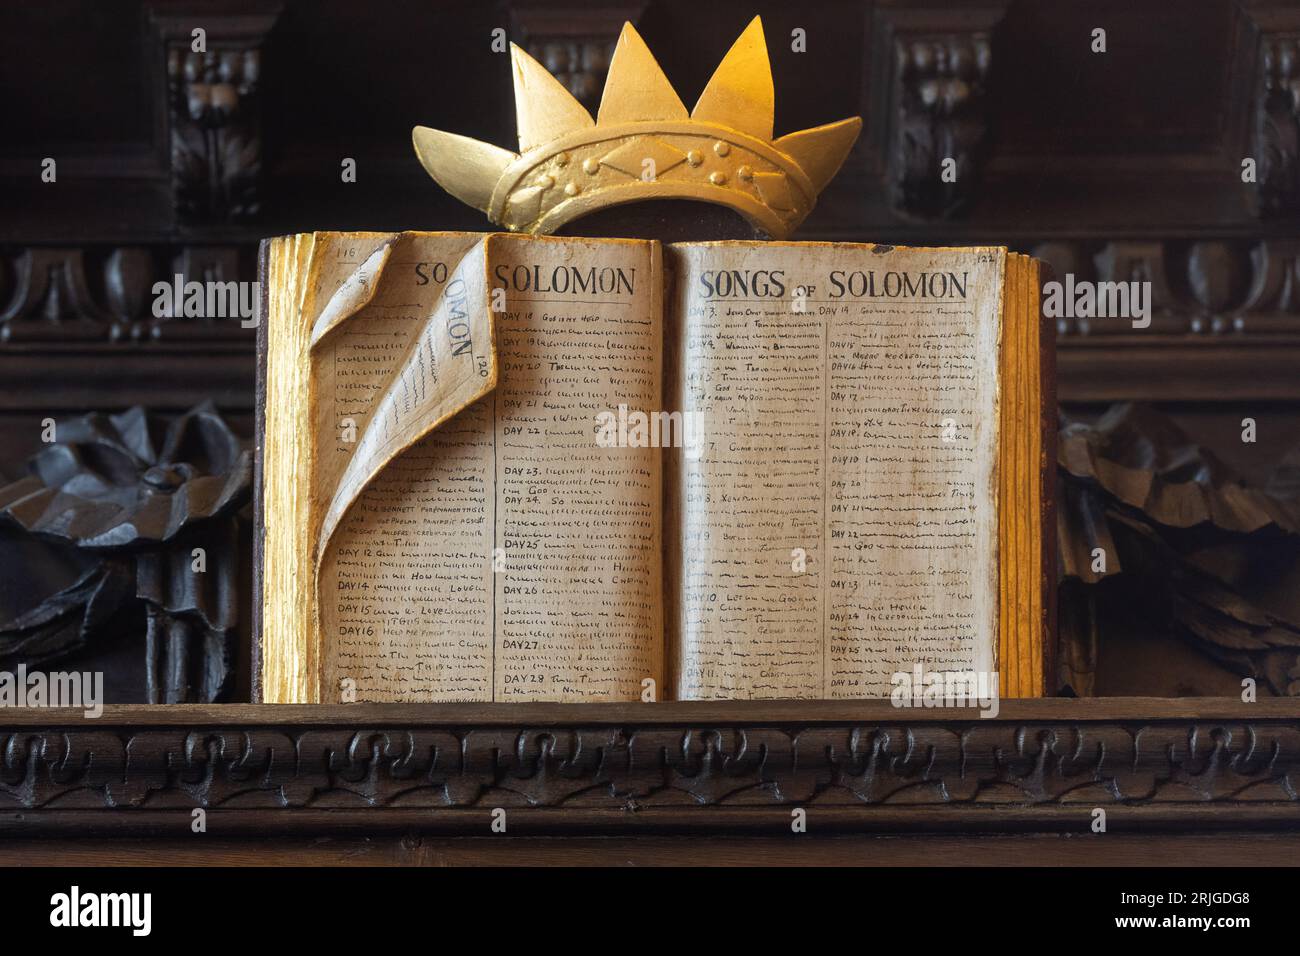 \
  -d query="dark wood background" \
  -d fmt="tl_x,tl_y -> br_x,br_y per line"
2,0 -> 1300,694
